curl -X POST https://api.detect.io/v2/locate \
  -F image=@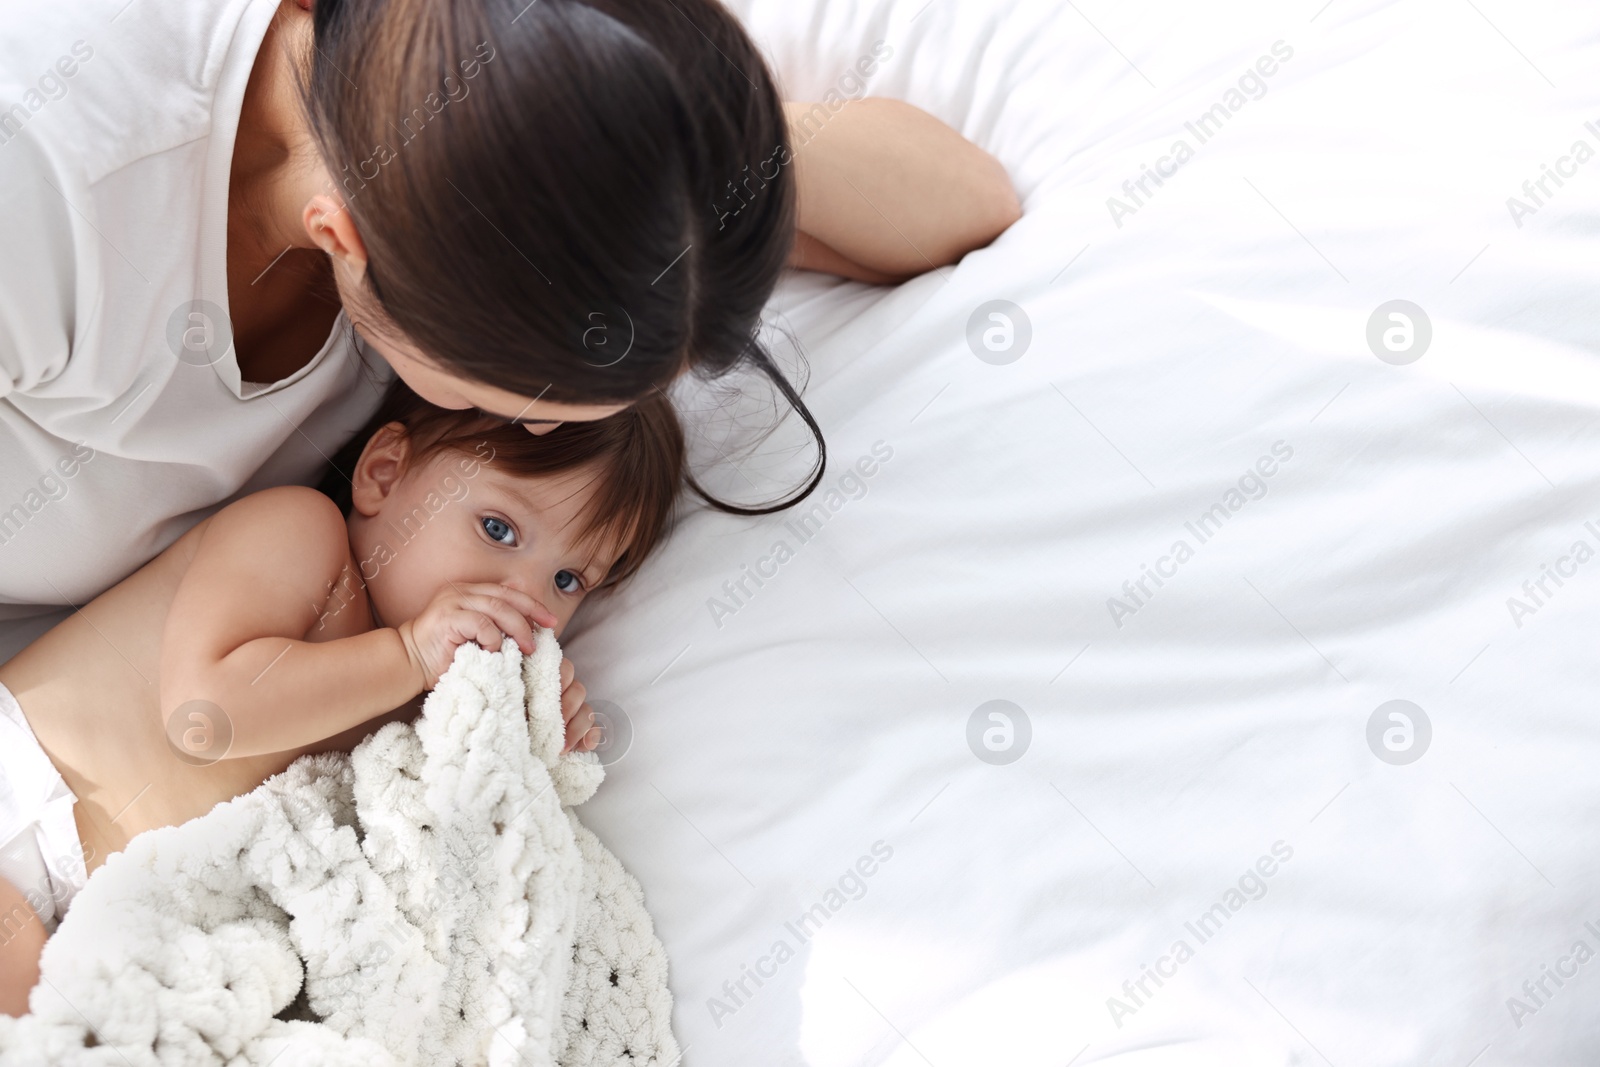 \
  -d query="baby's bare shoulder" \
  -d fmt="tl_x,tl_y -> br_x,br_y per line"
197,486 -> 351,579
